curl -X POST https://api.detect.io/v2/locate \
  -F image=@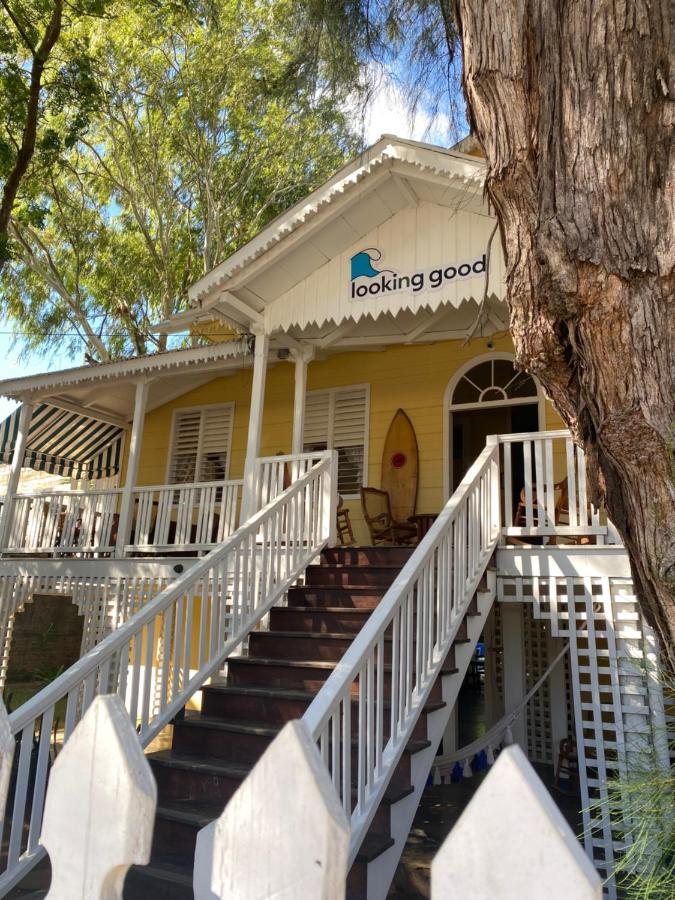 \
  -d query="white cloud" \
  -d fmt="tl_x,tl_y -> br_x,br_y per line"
361,78 -> 451,146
